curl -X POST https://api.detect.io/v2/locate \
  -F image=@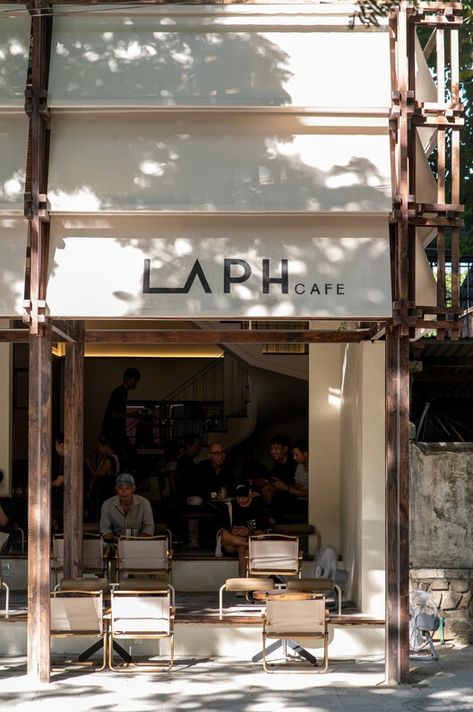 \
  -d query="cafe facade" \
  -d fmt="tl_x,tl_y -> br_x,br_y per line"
0,0 -> 464,683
